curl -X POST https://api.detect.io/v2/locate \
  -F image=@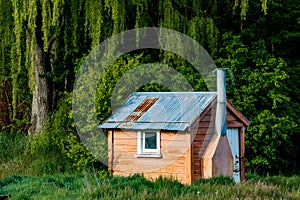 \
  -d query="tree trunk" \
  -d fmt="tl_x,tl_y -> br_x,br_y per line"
28,40 -> 52,135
